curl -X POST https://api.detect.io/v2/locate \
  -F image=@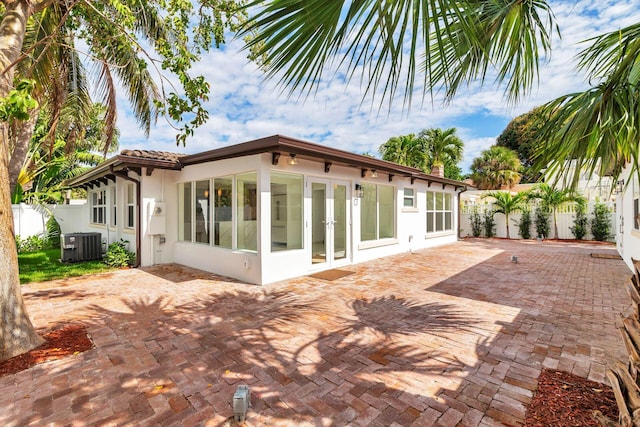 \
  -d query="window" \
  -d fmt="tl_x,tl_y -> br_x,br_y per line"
178,173 -> 258,252
214,177 -> 233,248
178,182 -> 192,241
195,180 -> 210,244
110,187 -> 117,227
237,172 -> 257,251
426,191 -> 453,233
361,183 -> 396,241
91,190 -> 106,224
271,173 -> 303,251
126,183 -> 135,228
403,188 -> 415,208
